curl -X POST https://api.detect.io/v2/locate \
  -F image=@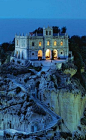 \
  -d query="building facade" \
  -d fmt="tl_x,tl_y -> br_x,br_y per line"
14,26 -> 69,61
